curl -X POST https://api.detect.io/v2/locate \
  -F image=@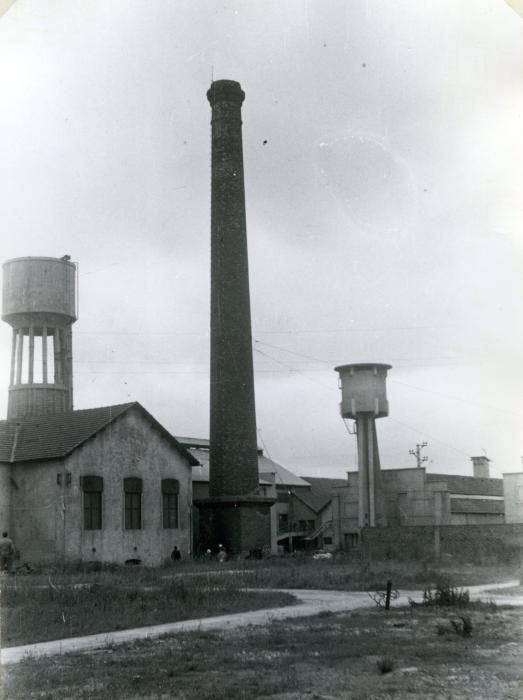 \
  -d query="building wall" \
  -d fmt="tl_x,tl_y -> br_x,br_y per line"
450,512 -> 504,525
337,469 -> 499,542
10,407 -> 193,566
503,473 -> 523,523
360,523 -> 523,563
0,462 -> 12,533
10,458 -> 63,562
